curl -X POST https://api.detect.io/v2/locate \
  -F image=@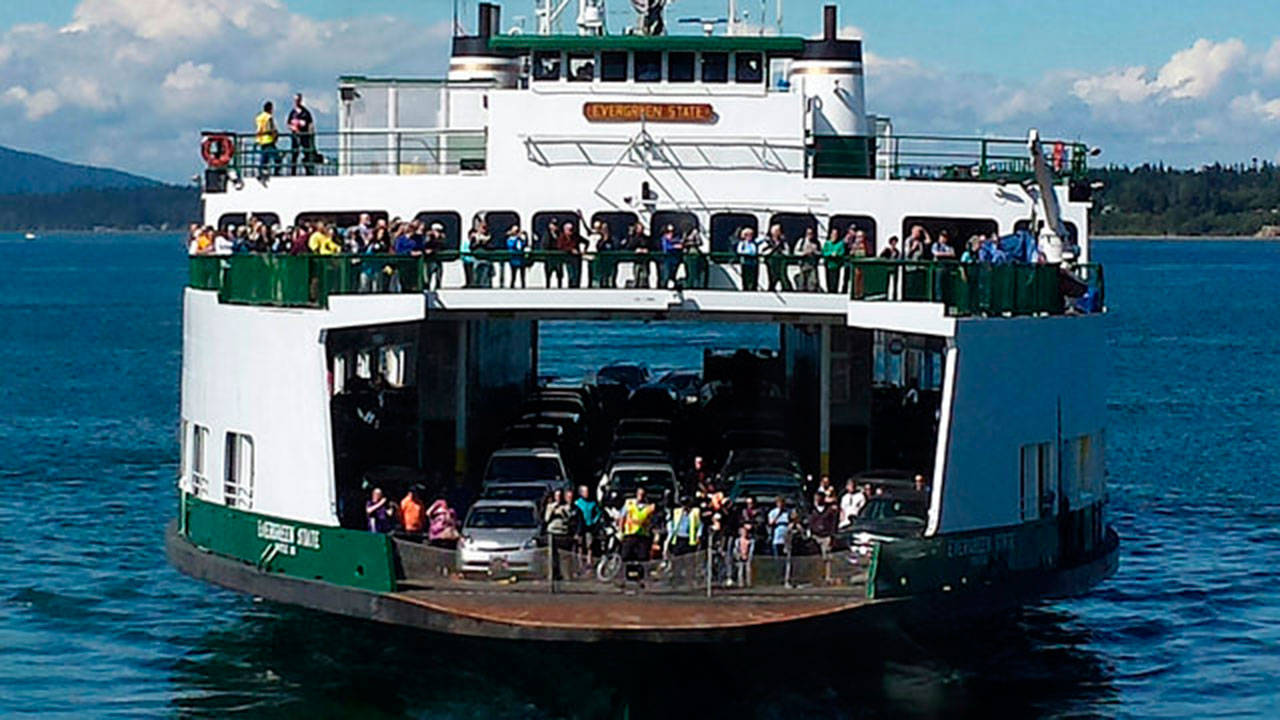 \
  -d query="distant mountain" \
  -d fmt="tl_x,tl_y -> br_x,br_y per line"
0,145 -> 161,195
